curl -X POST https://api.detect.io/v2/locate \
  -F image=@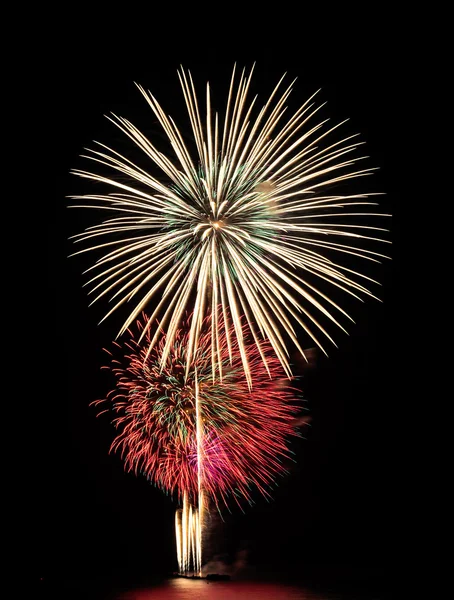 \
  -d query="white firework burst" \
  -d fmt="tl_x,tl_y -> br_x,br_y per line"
70,64 -> 390,386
